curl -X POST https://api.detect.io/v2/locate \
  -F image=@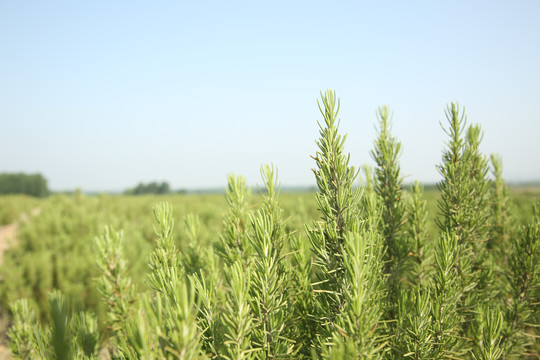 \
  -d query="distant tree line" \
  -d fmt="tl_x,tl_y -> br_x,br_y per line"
0,173 -> 49,197
124,181 -> 173,195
